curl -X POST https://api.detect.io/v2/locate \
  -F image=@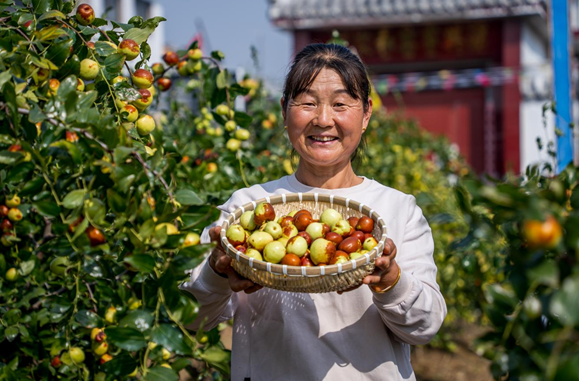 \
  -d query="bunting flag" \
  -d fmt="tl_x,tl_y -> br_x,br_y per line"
372,65 -> 550,95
